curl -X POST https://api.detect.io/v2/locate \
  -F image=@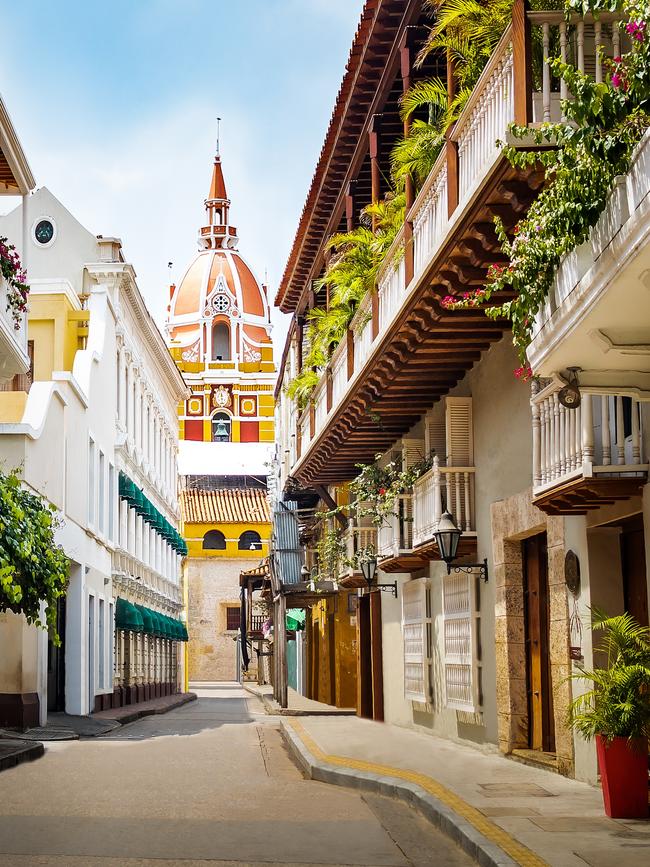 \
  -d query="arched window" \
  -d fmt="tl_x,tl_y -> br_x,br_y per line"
203,530 -> 226,550
212,321 -> 231,361
239,530 -> 262,551
211,412 -> 231,442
